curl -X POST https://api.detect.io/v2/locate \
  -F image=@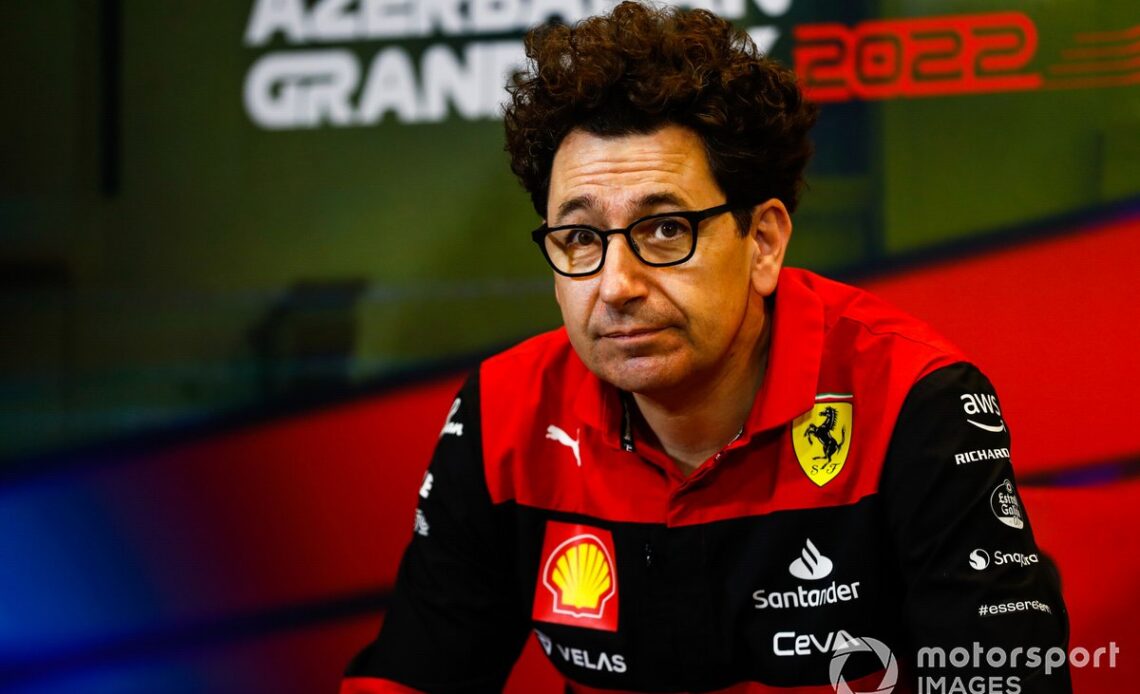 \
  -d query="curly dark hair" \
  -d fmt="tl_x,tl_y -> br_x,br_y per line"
503,1 -> 818,232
